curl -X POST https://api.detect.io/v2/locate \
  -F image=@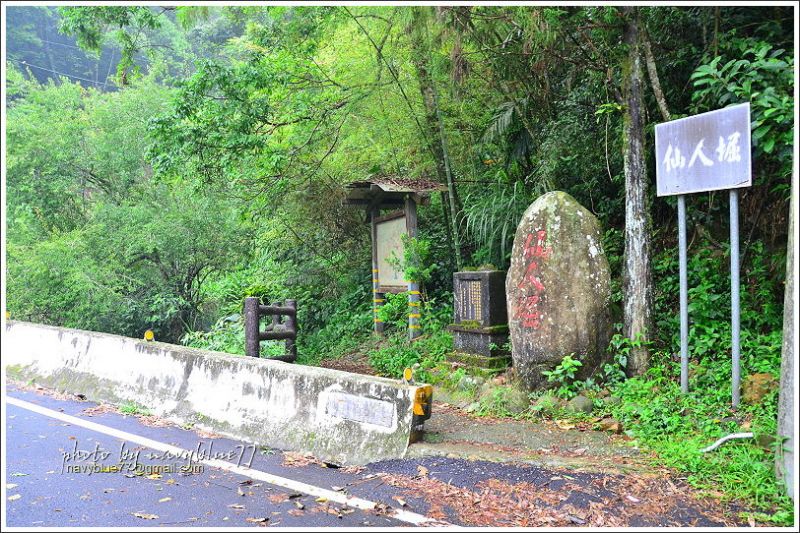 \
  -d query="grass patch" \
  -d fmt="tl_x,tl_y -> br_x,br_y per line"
119,401 -> 151,416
